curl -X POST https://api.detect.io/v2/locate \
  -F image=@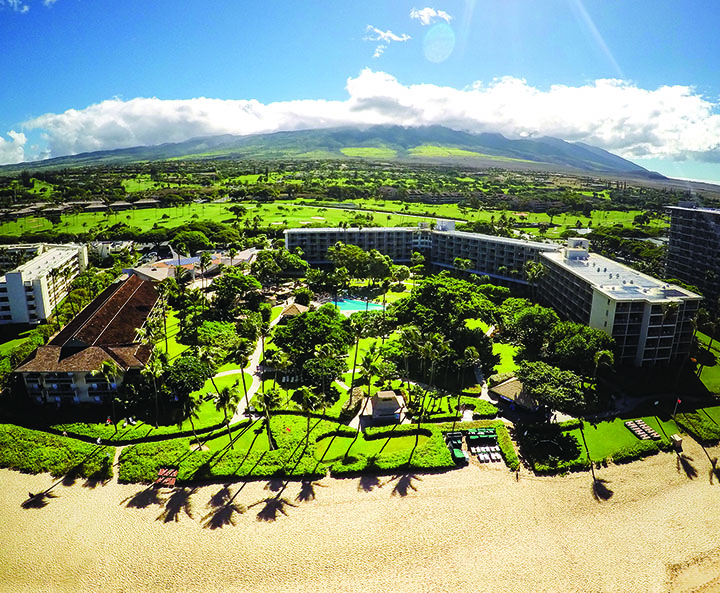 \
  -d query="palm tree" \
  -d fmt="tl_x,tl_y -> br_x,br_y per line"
225,339 -> 253,409
179,394 -> 202,446
355,342 -> 380,433
454,346 -> 479,430
214,380 -> 242,449
193,345 -> 222,395
258,321 -> 272,394
257,387 -> 283,451
199,251 -> 212,292
593,349 -> 614,380
228,247 -> 238,267
91,359 -> 123,434
141,350 -> 165,428
398,325 -> 421,399
348,315 -> 368,392
313,343 -> 338,397
293,385 -> 322,446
